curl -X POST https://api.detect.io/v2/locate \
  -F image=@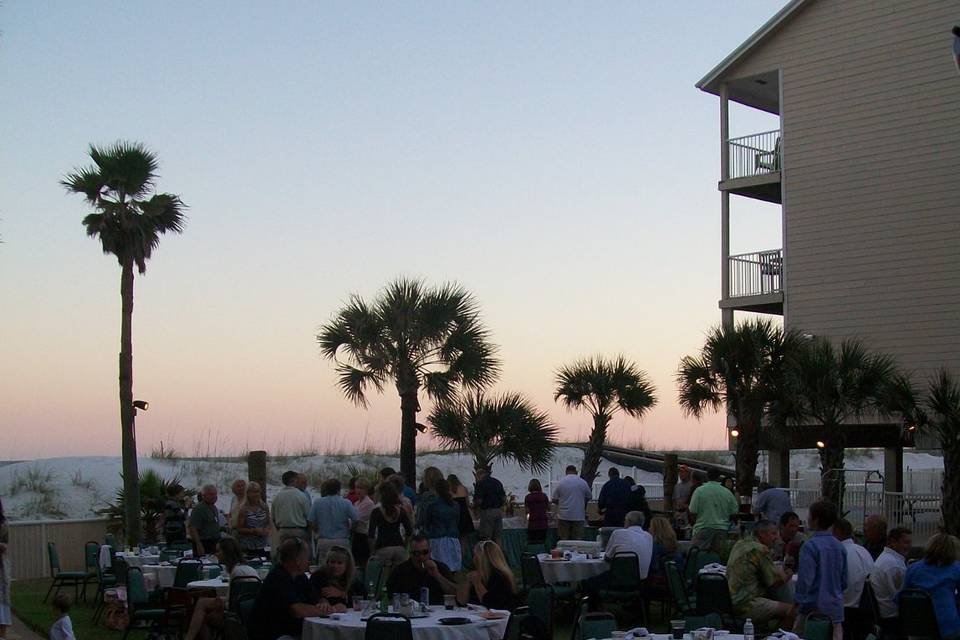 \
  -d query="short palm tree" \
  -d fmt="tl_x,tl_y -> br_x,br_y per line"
677,319 -> 802,498
63,142 -> 186,545
554,356 -> 657,484
318,278 -> 500,486
429,391 -> 558,473
783,337 -> 898,505
887,370 -> 960,535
